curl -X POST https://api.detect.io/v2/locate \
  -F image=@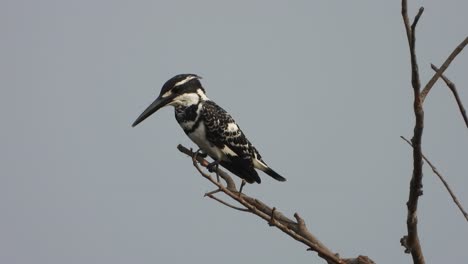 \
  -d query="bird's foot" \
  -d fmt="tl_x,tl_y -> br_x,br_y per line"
196,149 -> 208,158
239,179 -> 247,195
207,160 -> 220,182
207,160 -> 219,173
193,149 -> 207,159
